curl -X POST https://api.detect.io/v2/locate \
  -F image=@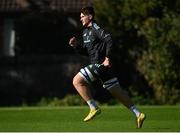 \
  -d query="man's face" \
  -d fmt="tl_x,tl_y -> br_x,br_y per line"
80,13 -> 92,27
